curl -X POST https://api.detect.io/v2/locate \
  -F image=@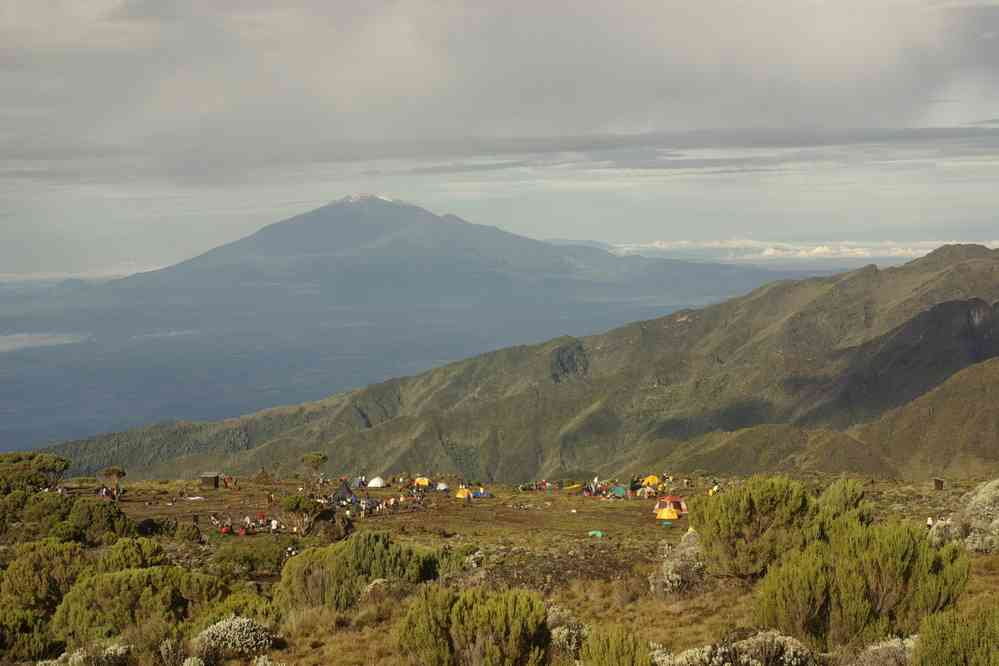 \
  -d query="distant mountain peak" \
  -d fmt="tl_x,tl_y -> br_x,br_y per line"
337,193 -> 399,204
